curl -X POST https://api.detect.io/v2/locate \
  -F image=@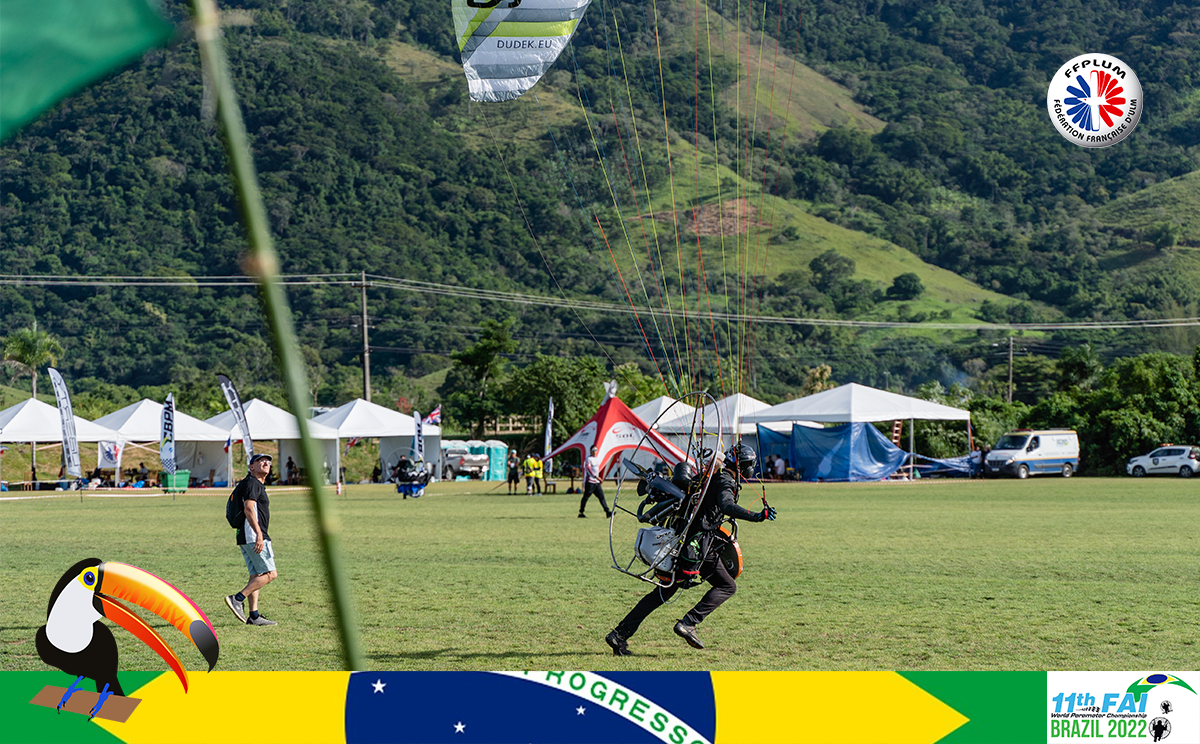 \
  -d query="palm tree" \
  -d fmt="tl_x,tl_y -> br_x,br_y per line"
2,321 -> 63,399
2,322 -> 64,481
